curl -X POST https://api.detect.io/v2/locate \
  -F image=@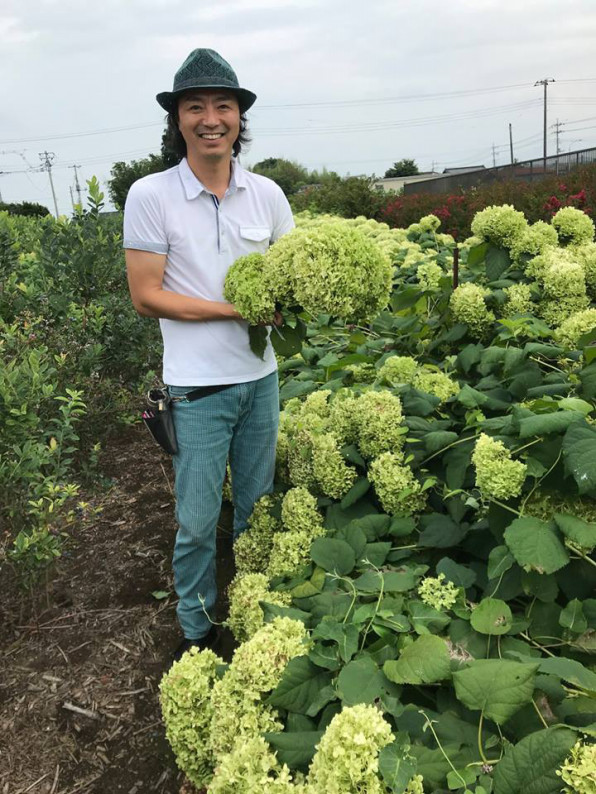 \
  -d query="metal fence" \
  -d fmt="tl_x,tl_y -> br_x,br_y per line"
403,147 -> 596,196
